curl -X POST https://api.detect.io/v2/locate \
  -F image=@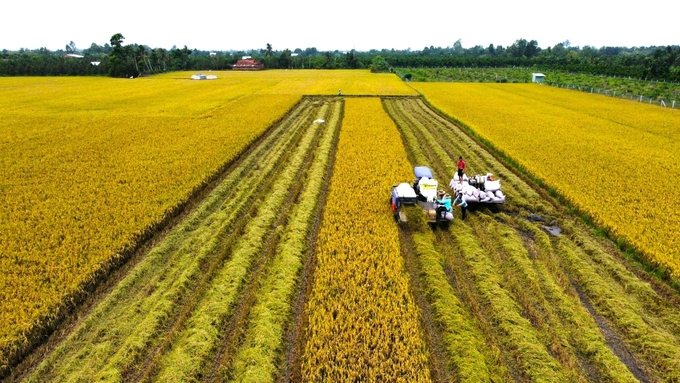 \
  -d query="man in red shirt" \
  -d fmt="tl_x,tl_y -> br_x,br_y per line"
457,156 -> 466,180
